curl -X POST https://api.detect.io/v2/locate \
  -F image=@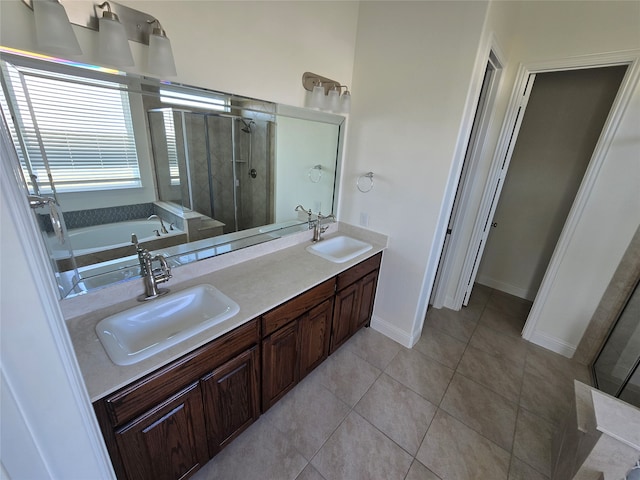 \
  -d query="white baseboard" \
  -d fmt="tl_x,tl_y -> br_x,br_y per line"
529,330 -> 576,359
370,315 -> 414,348
476,275 -> 536,301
